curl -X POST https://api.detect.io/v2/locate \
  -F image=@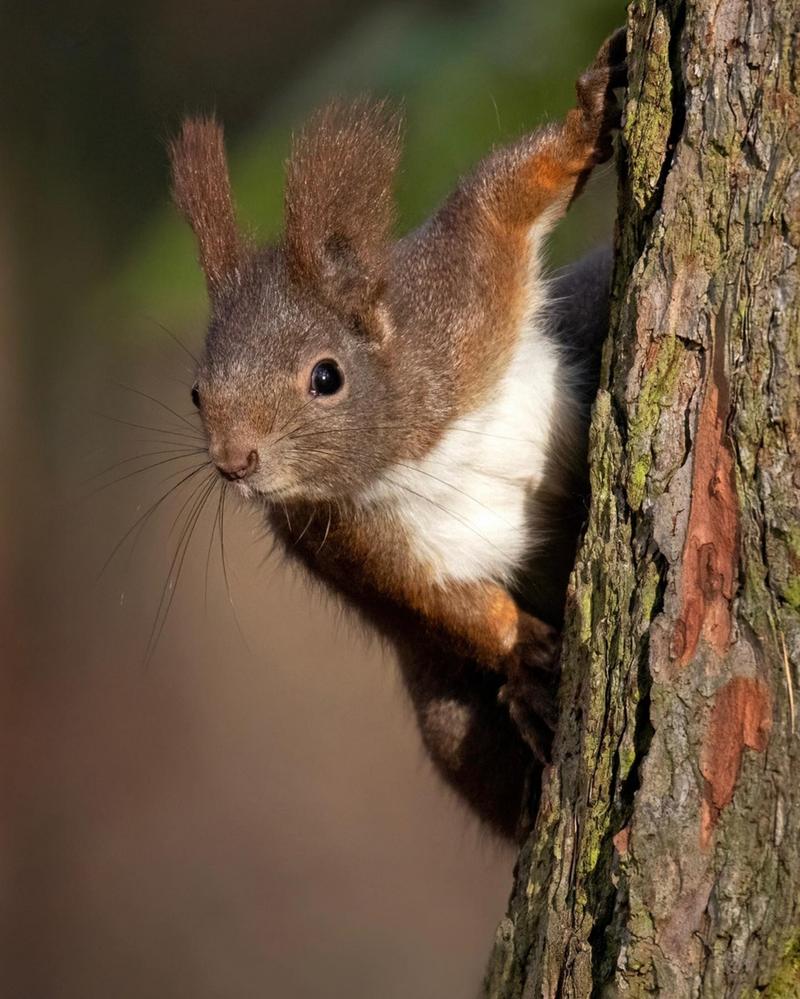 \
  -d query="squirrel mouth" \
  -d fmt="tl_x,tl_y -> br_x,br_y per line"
225,479 -> 257,501
235,480 -> 287,505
